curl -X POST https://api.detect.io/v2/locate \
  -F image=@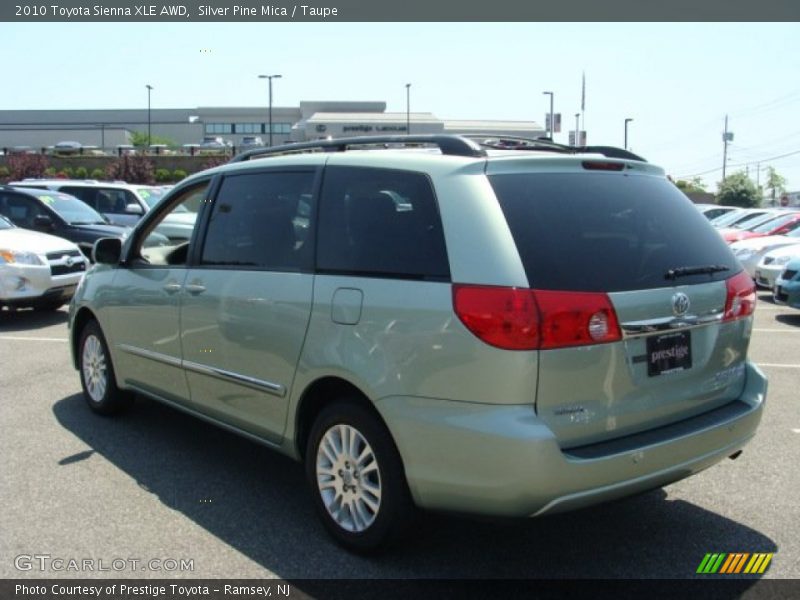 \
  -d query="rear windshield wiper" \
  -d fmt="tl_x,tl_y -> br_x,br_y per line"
665,265 -> 730,280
